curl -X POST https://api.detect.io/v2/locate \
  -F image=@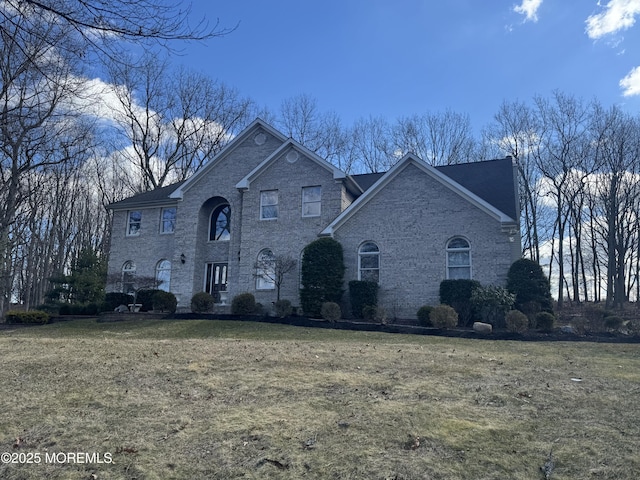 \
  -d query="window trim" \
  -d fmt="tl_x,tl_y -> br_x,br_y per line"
358,241 -> 380,283
446,236 -> 472,280
209,204 -> 231,241
126,210 -> 141,236
160,207 -> 176,234
260,190 -> 279,220
155,260 -> 171,291
121,261 -> 136,294
256,248 -> 276,290
301,185 -> 322,218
